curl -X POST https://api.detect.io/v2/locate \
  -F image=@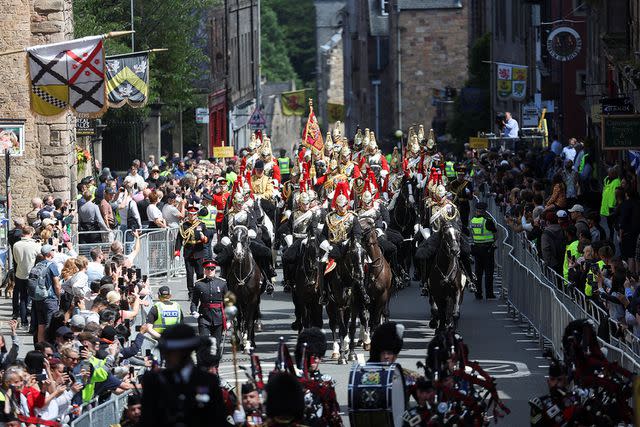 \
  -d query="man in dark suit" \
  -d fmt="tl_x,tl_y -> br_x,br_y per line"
139,324 -> 231,426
